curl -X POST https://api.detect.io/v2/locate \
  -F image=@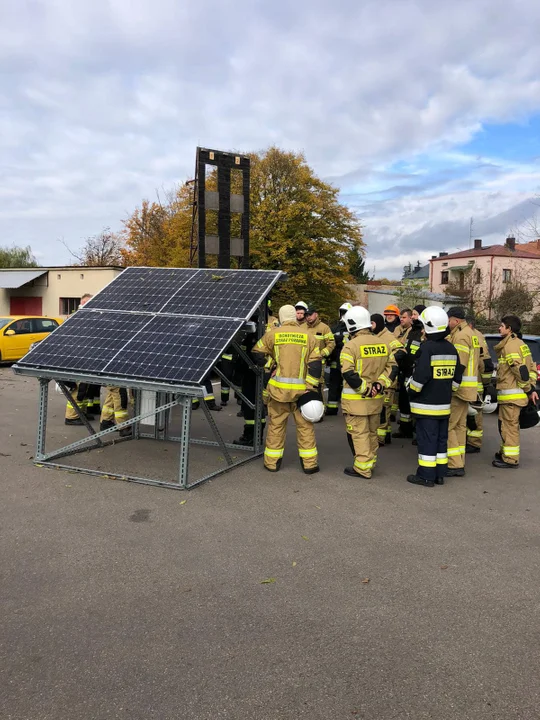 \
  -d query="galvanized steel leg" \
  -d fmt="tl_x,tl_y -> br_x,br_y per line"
36,378 -> 49,460
57,381 -> 103,447
178,396 -> 192,488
